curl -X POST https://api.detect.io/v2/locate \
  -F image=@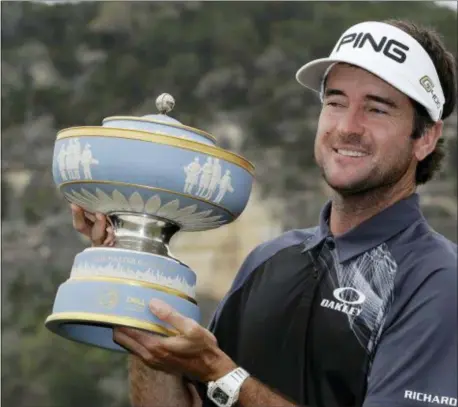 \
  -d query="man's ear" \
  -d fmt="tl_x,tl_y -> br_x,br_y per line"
414,121 -> 443,162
